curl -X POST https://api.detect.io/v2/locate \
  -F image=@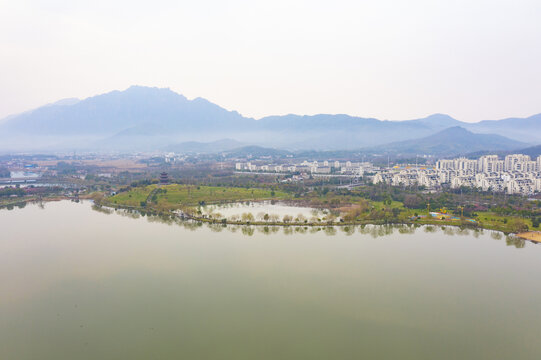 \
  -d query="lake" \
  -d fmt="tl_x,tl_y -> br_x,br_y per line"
1,201 -> 540,360
200,200 -> 325,221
